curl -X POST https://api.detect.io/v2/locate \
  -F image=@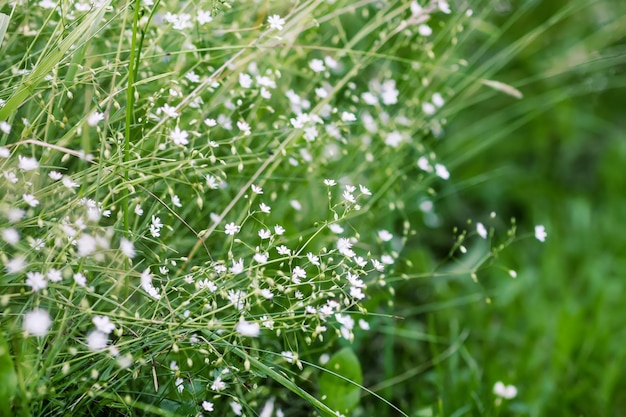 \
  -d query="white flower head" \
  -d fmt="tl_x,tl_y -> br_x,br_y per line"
476,222 -> 487,239
267,14 -> 285,31
378,230 -> 393,242
235,318 -> 261,337
23,309 -> 52,337
86,330 -> 108,351
26,271 -> 47,292
120,238 -> 136,258
535,225 -> 547,242
170,126 -> 189,146
493,381 -> 517,399
93,315 -> 115,334
18,155 -> 39,171
224,222 -> 241,236
87,111 -> 104,126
